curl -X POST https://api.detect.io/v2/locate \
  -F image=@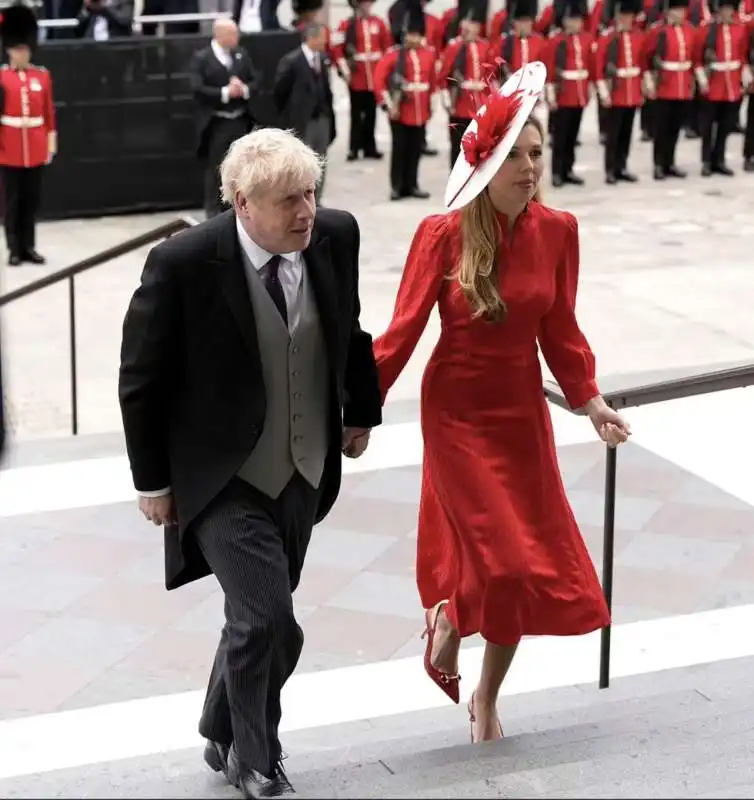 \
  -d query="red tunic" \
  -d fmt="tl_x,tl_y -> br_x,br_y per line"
0,65 -> 56,169
641,22 -> 696,101
373,206 -> 611,645
424,12 -> 445,59
544,32 -> 594,107
491,32 -> 548,74
593,28 -> 646,106
374,45 -> 436,126
692,20 -> 749,102
436,38 -> 491,119
332,15 -> 393,92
